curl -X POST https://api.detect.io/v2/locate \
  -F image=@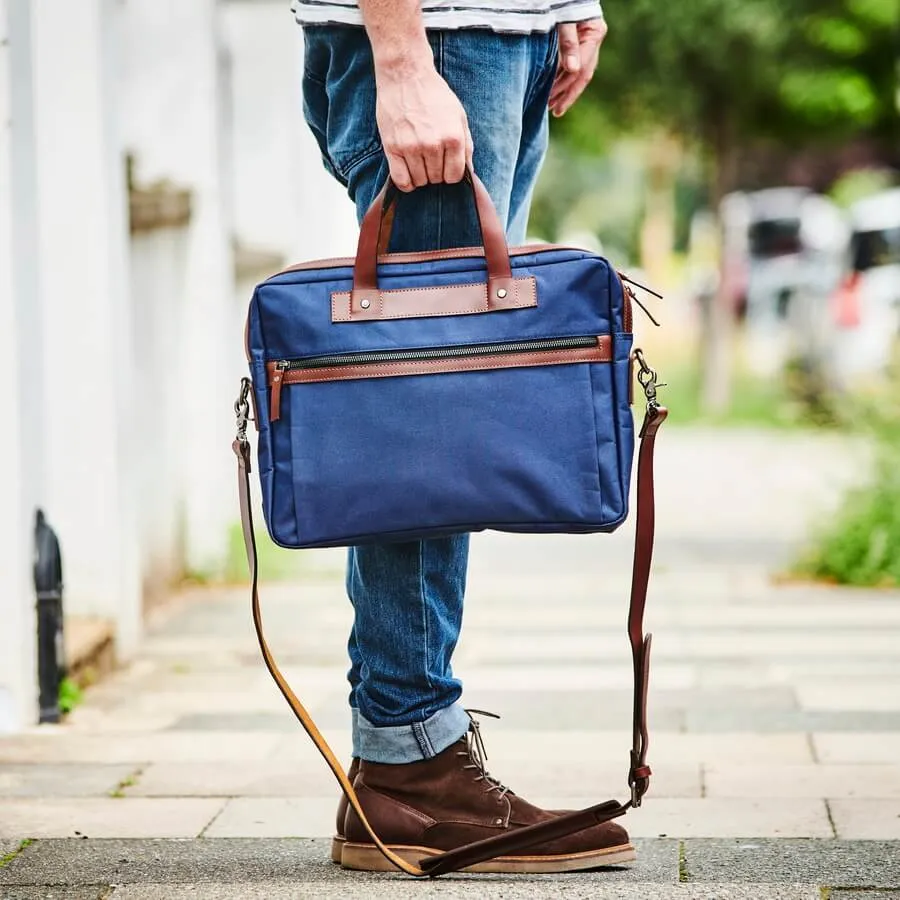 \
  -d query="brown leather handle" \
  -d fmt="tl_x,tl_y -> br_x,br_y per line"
351,168 -> 514,316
